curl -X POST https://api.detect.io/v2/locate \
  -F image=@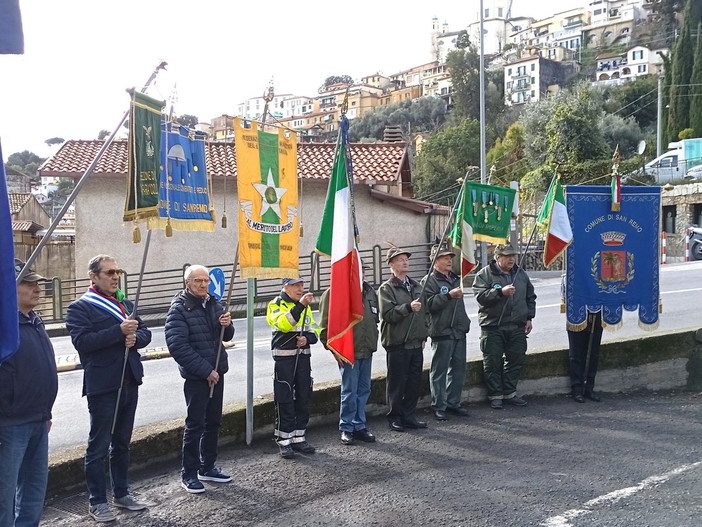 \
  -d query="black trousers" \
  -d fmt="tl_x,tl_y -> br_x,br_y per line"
273,354 -> 312,445
385,347 -> 423,421
181,377 -> 224,479
567,313 -> 603,394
